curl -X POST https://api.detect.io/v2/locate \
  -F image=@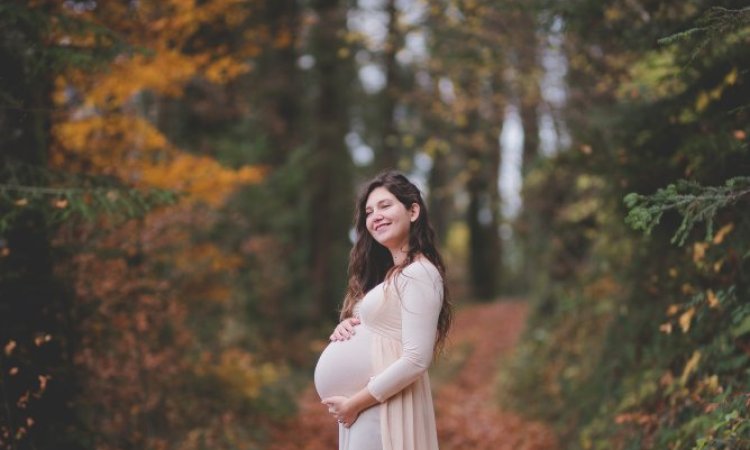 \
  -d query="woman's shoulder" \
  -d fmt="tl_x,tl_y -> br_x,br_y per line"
401,256 -> 442,282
